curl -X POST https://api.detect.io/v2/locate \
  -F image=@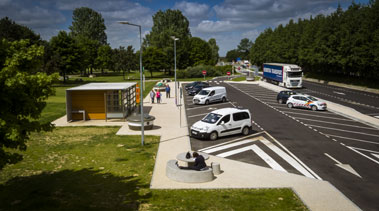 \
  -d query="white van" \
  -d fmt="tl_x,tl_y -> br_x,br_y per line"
190,108 -> 252,140
193,86 -> 227,105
